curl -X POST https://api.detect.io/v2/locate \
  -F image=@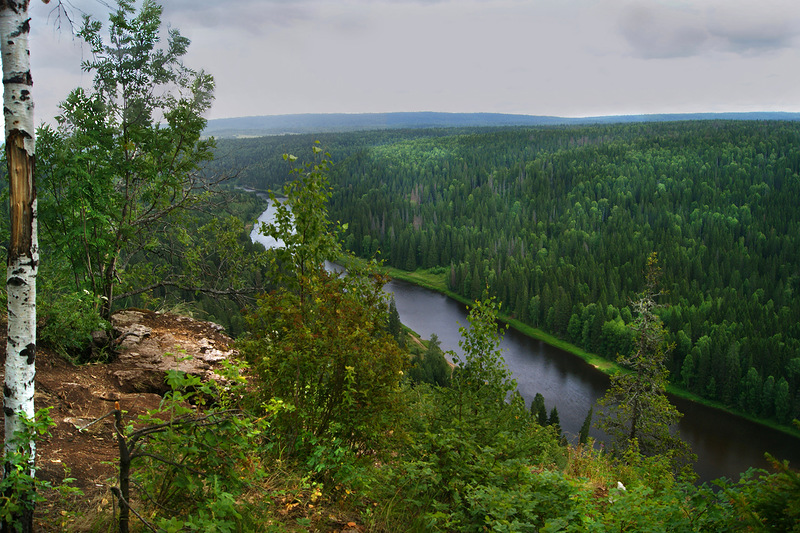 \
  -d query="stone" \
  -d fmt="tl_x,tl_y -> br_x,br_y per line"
109,310 -> 237,394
